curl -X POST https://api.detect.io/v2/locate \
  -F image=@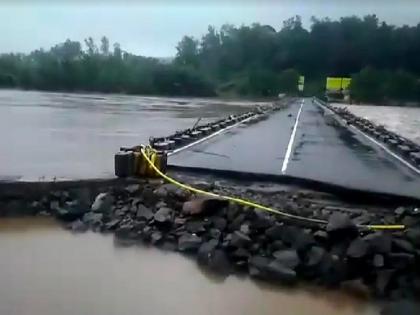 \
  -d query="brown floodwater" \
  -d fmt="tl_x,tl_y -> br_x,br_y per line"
0,217 -> 379,315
